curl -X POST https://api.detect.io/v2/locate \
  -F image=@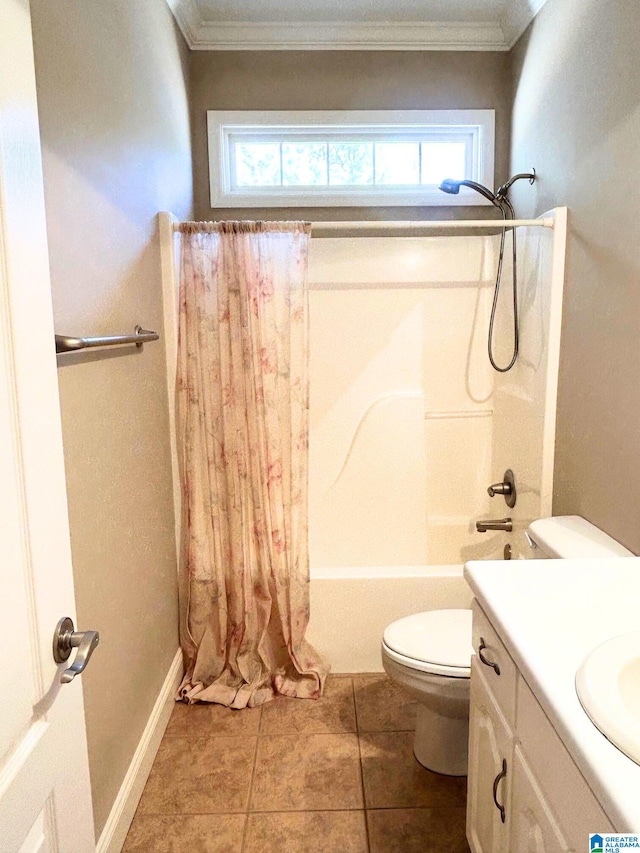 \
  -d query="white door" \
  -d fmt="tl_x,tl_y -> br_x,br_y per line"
0,1 -> 96,850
